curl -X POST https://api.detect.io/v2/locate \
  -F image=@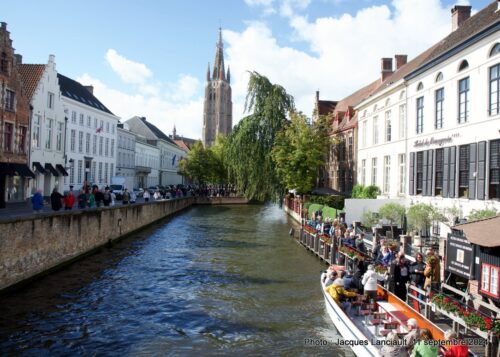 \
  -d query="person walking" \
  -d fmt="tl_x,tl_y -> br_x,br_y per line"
50,187 -> 64,211
102,188 -> 112,207
64,189 -> 75,210
77,190 -> 87,209
122,188 -> 130,204
32,189 -> 44,213
94,187 -> 104,207
143,189 -> 150,202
